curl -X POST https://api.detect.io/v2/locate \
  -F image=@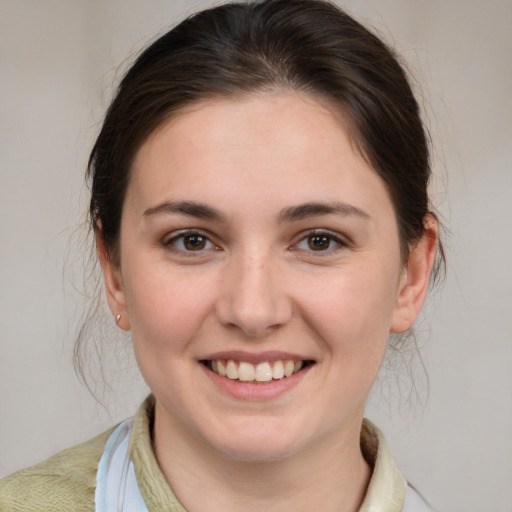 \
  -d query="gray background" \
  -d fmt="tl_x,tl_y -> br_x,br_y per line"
1,1 -> 511,511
